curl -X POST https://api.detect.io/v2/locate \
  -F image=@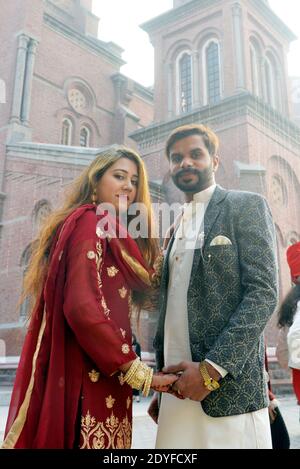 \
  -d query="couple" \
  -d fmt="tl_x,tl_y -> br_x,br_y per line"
2,124 -> 278,449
